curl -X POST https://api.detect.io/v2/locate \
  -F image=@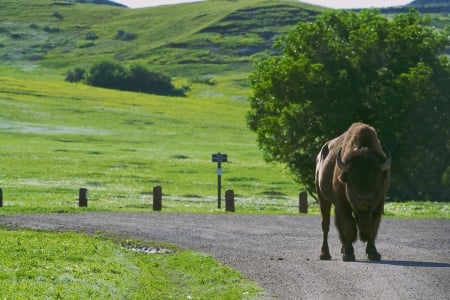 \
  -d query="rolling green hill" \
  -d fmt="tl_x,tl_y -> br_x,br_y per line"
1,0 -> 448,77
381,0 -> 450,27
0,0 -> 325,77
